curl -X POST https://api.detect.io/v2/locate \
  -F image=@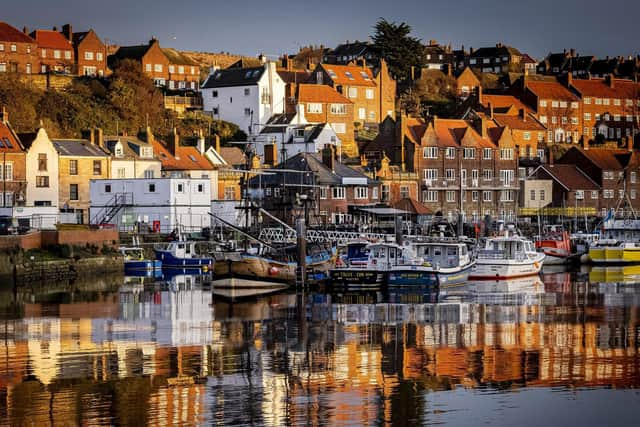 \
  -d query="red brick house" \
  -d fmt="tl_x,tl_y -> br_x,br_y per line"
0,108 -> 27,207
0,22 -> 37,74
64,25 -> 108,77
30,28 -> 74,73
